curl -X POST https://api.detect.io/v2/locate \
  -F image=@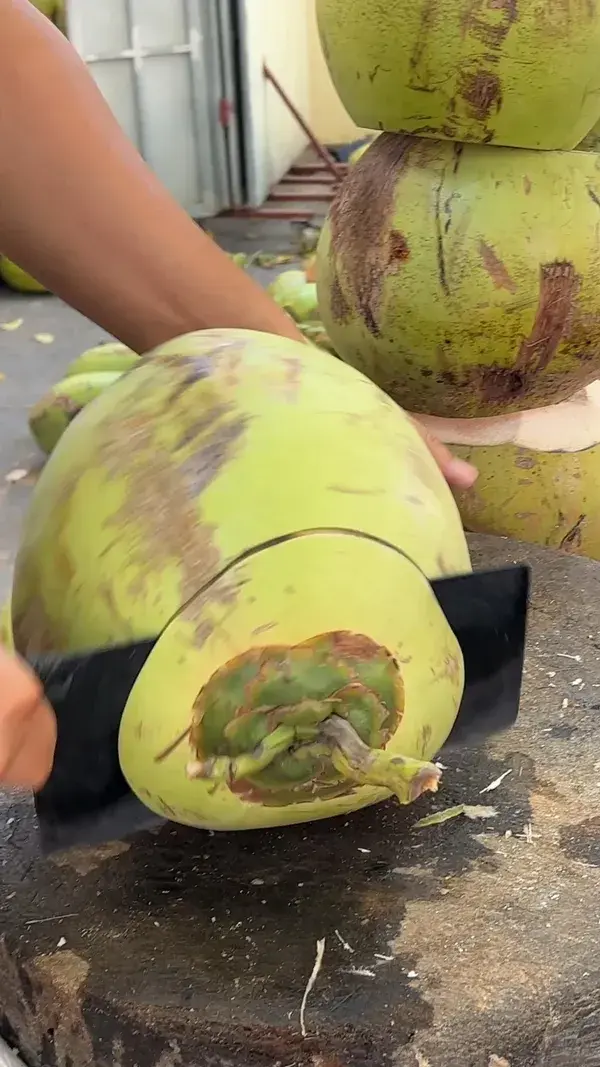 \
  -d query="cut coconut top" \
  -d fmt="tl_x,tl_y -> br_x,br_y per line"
414,381 -> 600,453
